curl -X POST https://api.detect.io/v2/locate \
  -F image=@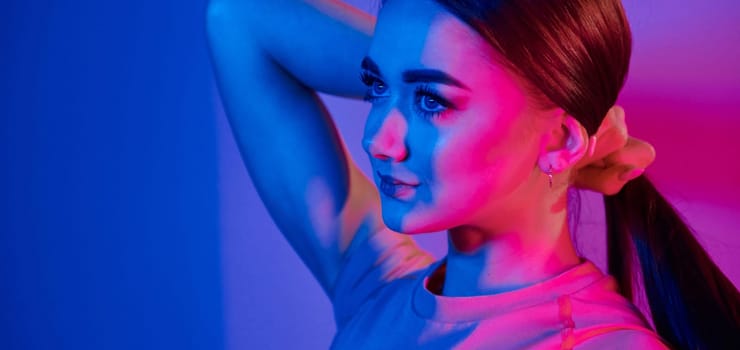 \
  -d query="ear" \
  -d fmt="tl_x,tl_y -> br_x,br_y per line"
537,113 -> 590,174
